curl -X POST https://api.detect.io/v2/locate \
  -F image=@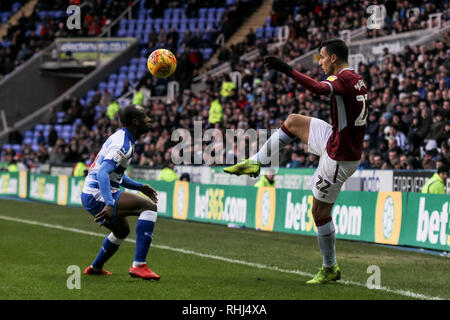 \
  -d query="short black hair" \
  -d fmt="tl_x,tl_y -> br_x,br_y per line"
319,39 -> 349,63
119,104 -> 145,126
438,164 -> 449,174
